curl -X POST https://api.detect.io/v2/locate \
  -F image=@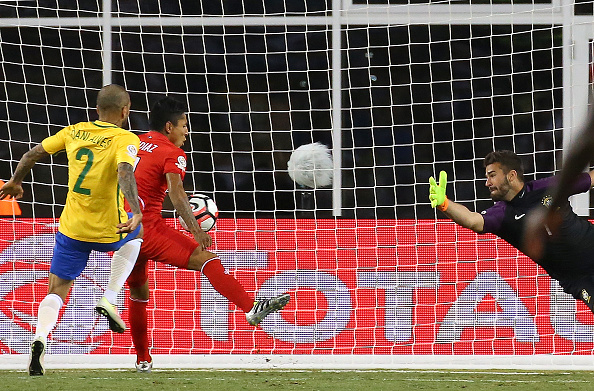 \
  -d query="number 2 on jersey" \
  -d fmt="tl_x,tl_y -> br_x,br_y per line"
73,147 -> 94,195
